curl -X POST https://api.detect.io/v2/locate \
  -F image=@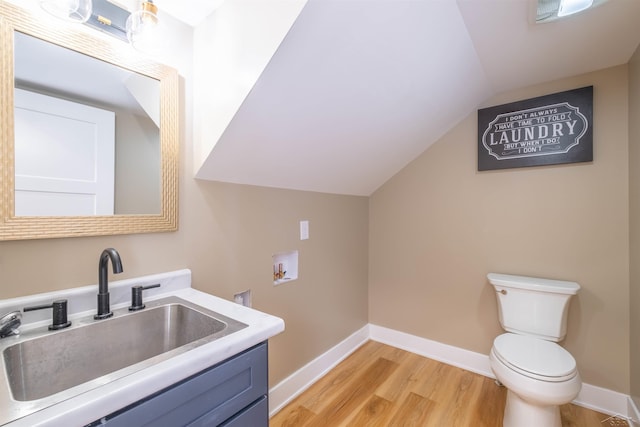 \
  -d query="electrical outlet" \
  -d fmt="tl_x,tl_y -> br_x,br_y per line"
233,290 -> 252,307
